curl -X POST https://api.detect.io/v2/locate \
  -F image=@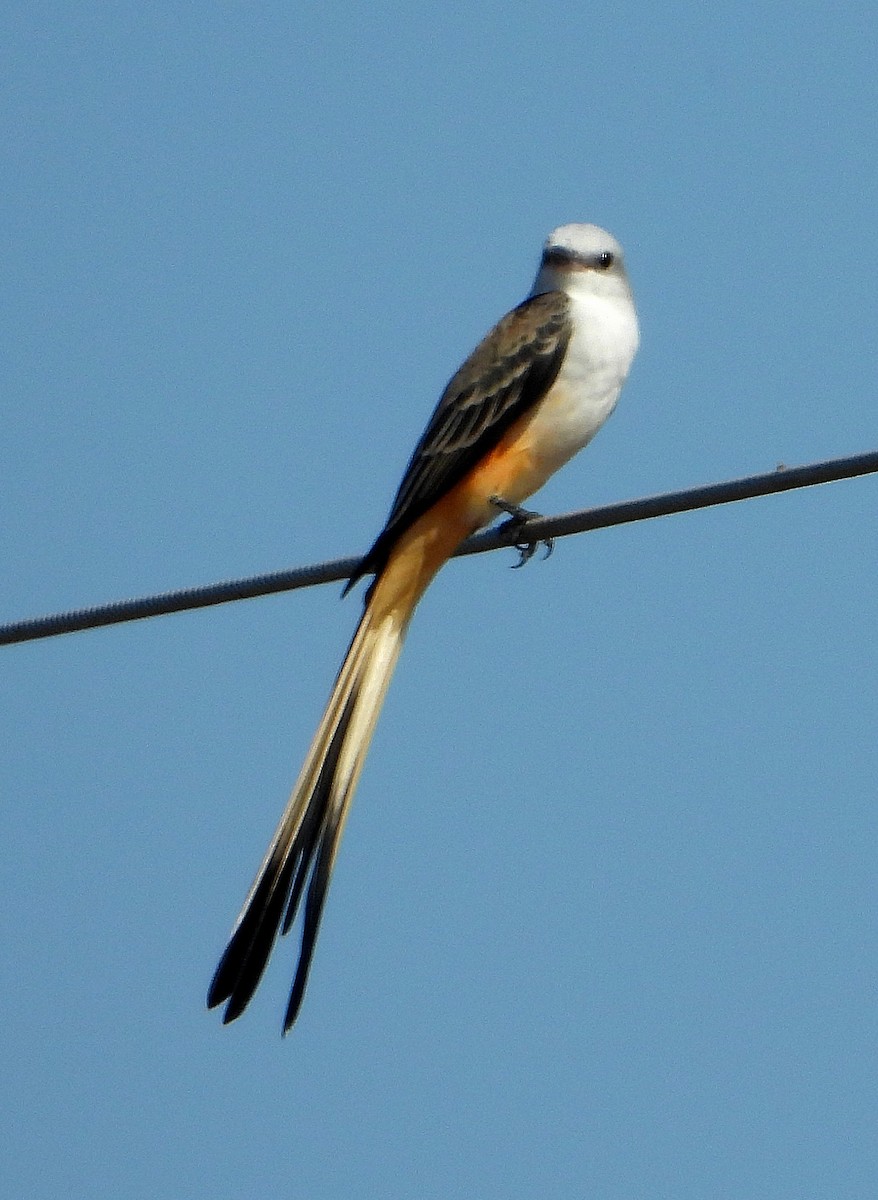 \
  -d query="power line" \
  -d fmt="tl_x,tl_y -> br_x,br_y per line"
2,448 -> 876,648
